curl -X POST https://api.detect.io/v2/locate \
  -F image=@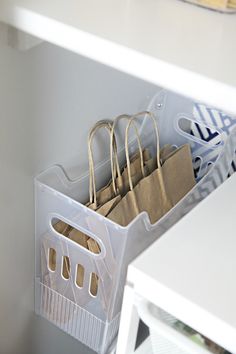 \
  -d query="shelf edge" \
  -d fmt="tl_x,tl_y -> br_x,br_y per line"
1,3 -> 236,115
